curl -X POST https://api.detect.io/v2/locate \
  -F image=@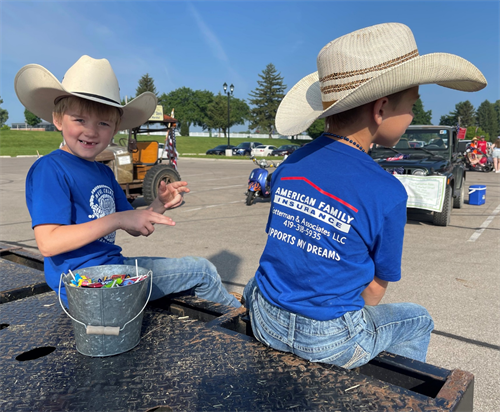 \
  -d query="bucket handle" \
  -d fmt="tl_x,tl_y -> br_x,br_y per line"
58,270 -> 153,336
